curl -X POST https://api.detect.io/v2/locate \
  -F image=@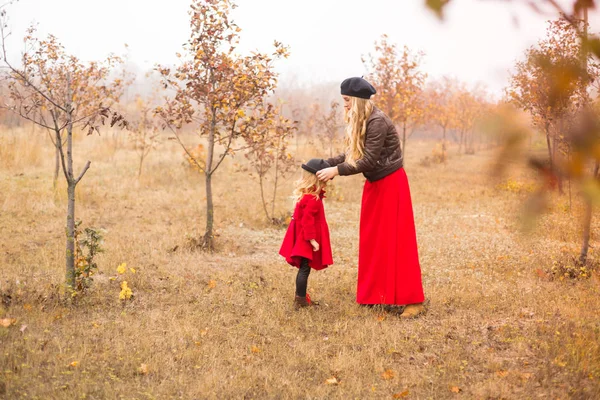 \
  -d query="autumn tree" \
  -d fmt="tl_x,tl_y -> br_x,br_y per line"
507,18 -> 587,183
0,20 -> 127,290
244,102 -> 296,223
130,95 -> 161,177
156,0 -> 288,250
364,34 -> 426,154
426,77 -> 457,143
454,86 -> 489,154
437,0 -> 600,266
317,101 -> 344,158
